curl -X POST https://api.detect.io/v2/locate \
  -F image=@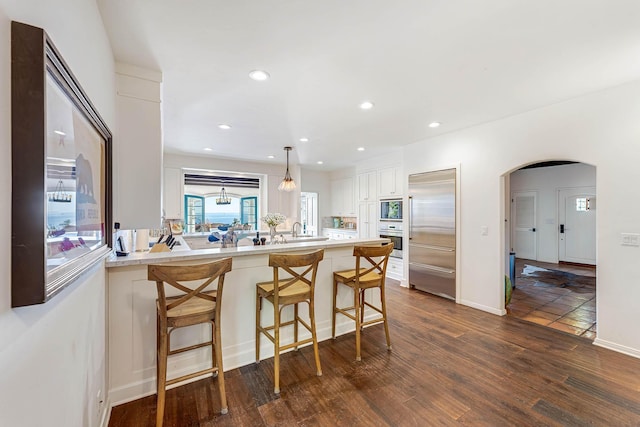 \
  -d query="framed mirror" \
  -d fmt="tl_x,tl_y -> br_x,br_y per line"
11,21 -> 113,307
